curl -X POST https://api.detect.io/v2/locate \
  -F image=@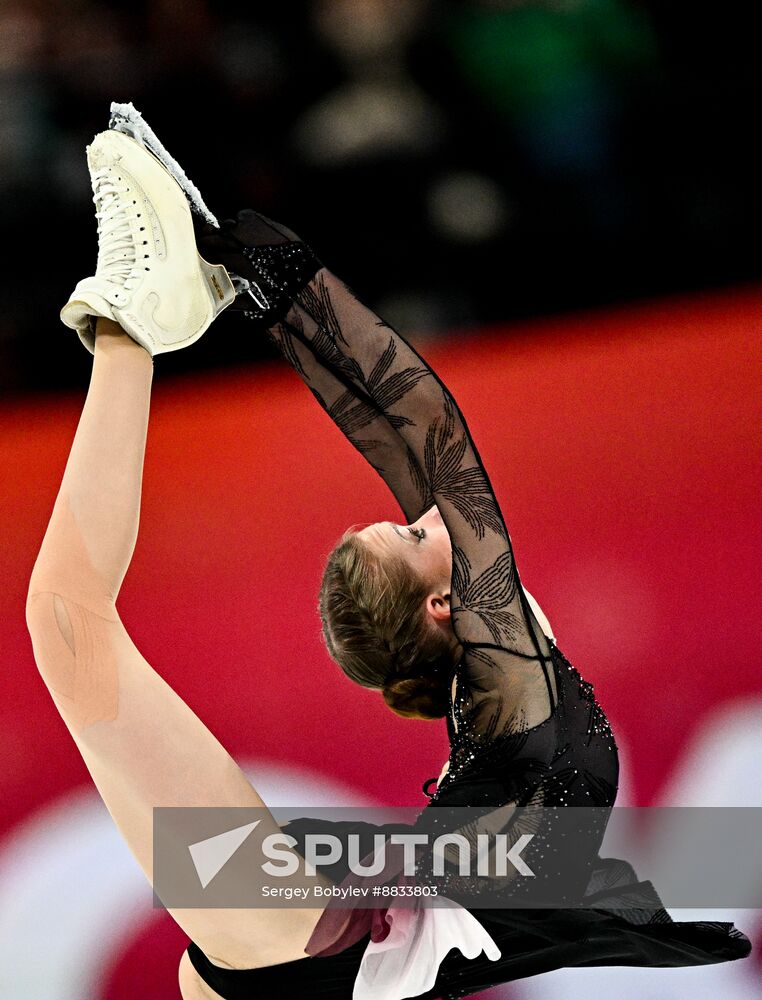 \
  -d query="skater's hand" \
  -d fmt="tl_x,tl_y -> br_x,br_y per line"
194,210 -> 322,327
